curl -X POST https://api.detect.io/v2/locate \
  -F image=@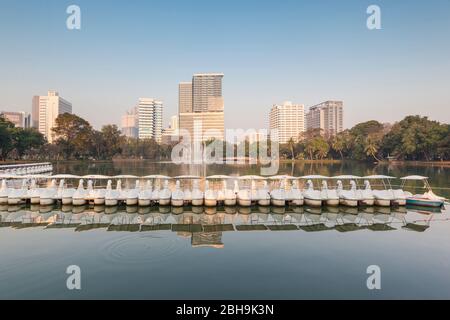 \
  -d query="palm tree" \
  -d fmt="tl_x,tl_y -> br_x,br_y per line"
331,135 -> 344,160
364,135 -> 381,162
287,137 -> 296,160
